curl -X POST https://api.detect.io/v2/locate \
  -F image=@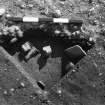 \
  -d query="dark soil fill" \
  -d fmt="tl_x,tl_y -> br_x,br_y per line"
21,29 -> 66,58
2,27 -> 94,59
